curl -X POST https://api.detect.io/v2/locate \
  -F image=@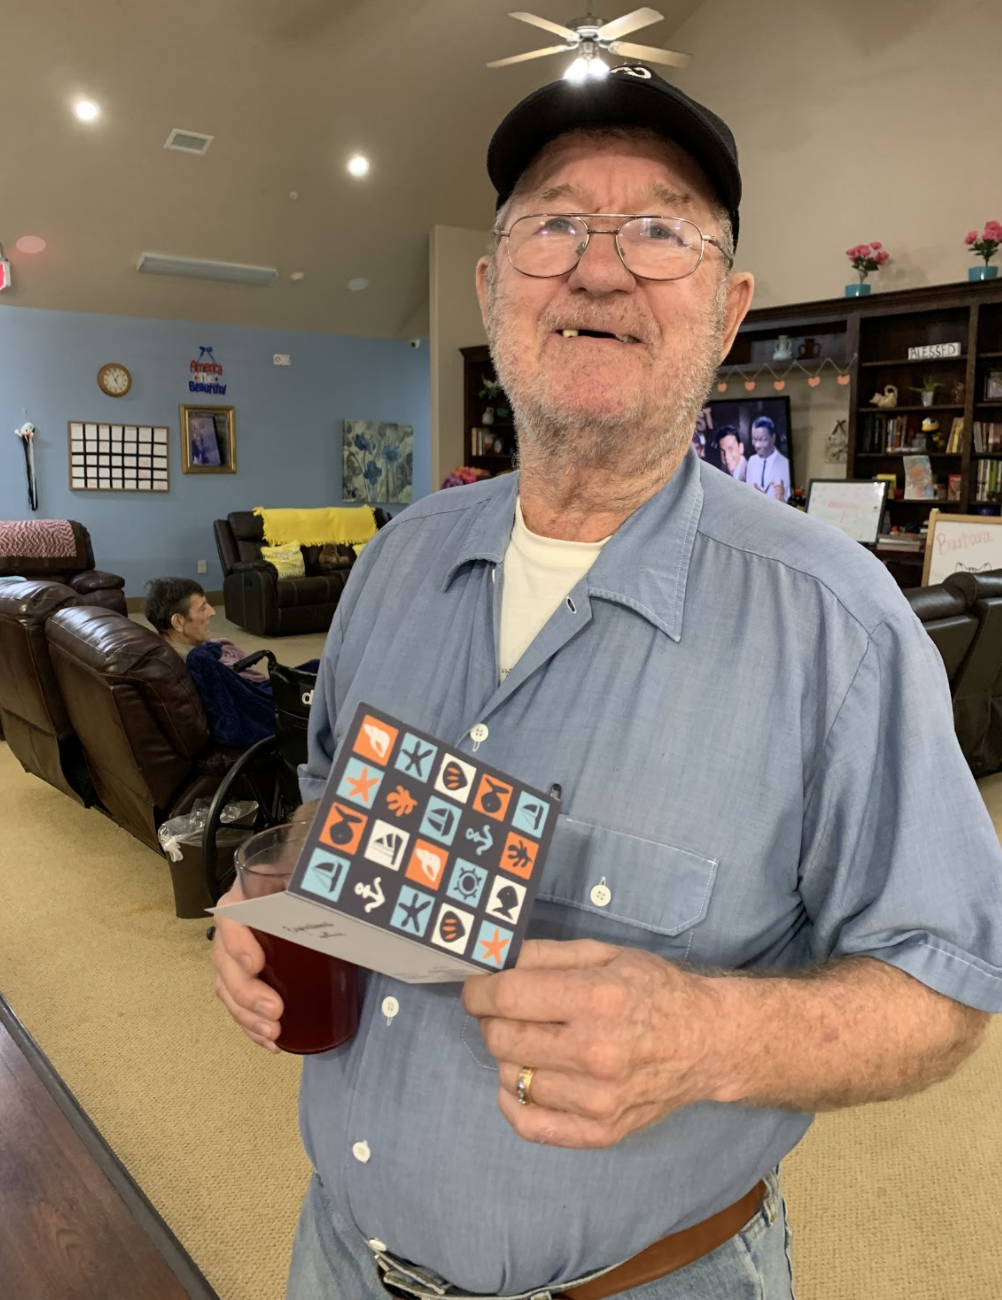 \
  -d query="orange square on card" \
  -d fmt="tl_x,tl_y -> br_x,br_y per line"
319,801 -> 368,856
405,839 -> 448,890
473,774 -> 513,821
501,830 -> 538,880
352,715 -> 399,765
